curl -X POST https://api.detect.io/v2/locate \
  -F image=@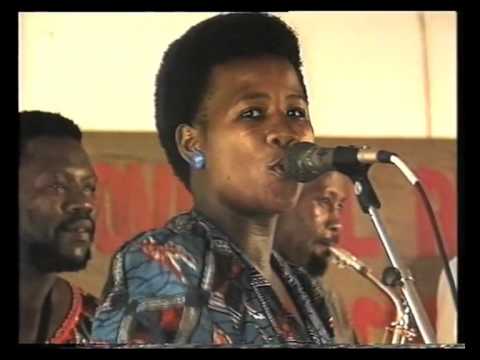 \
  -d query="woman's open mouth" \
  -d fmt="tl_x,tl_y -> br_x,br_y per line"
268,159 -> 286,178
